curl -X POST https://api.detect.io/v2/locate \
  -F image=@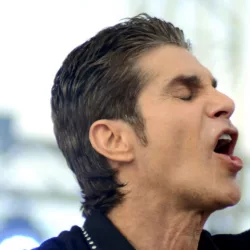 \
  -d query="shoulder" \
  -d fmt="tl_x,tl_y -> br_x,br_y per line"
33,225 -> 89,250
212,229 -> 250,250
